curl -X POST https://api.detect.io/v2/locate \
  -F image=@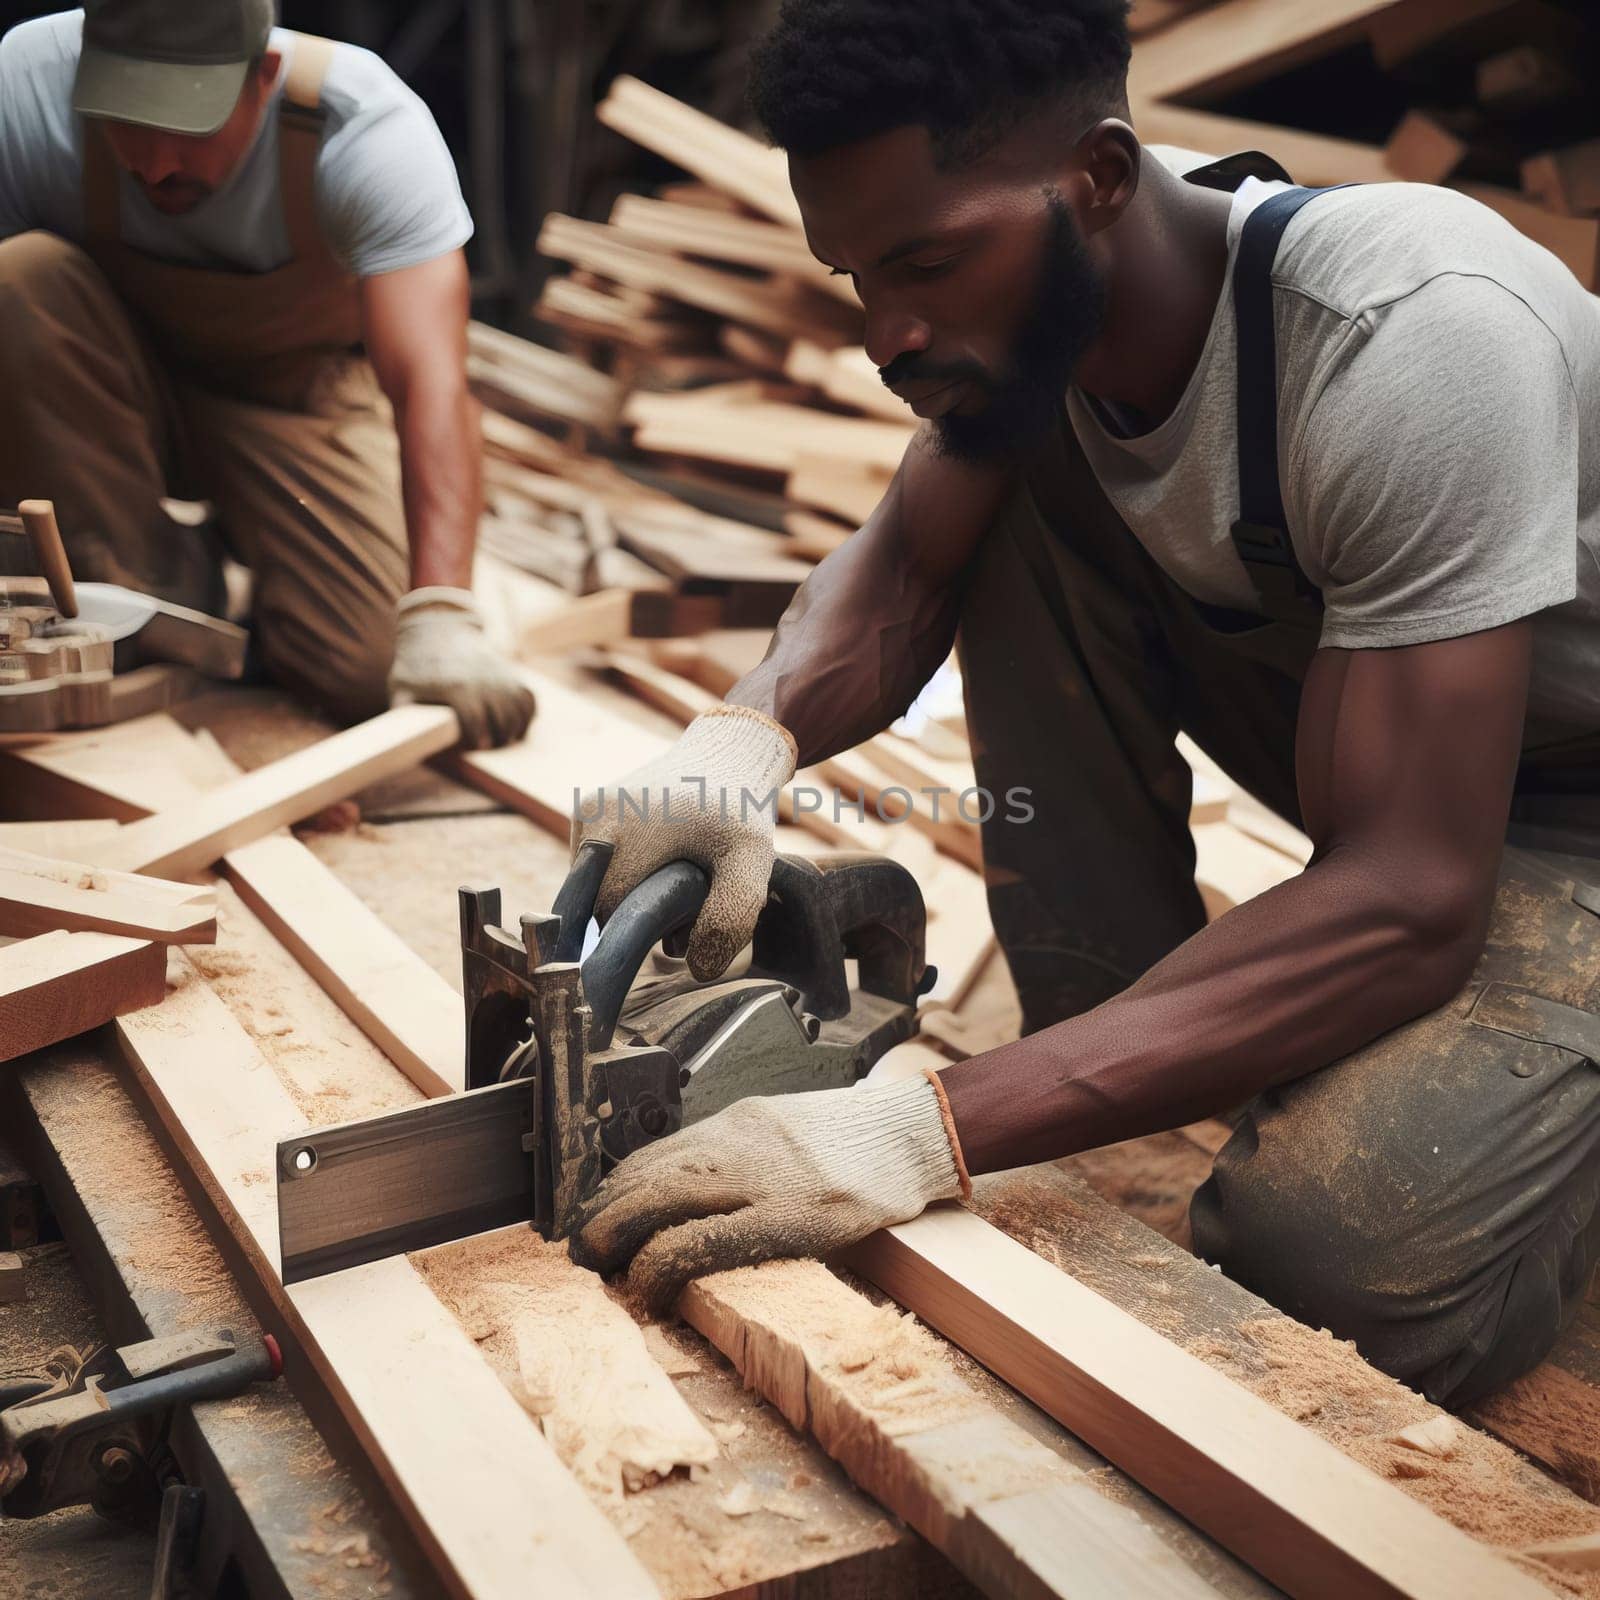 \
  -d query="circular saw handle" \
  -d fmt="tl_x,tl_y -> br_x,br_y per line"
580,856 -> 710,1049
